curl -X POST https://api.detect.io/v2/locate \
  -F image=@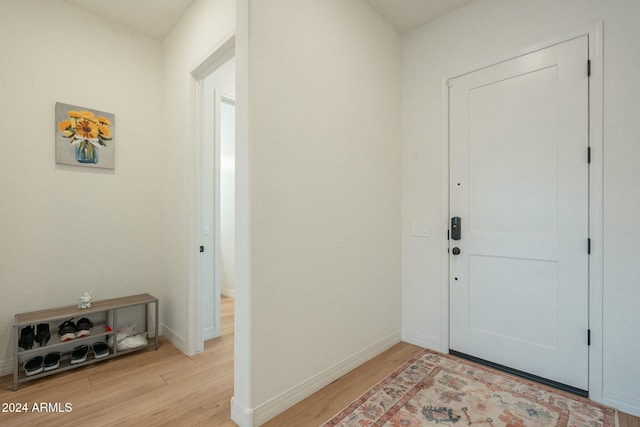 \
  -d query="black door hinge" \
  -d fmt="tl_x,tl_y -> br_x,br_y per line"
587,59 -> 591,77
199,246 -> 204,253
587,238 -> 591,254
587,329 -> 591,346
587,147 -> 591,164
